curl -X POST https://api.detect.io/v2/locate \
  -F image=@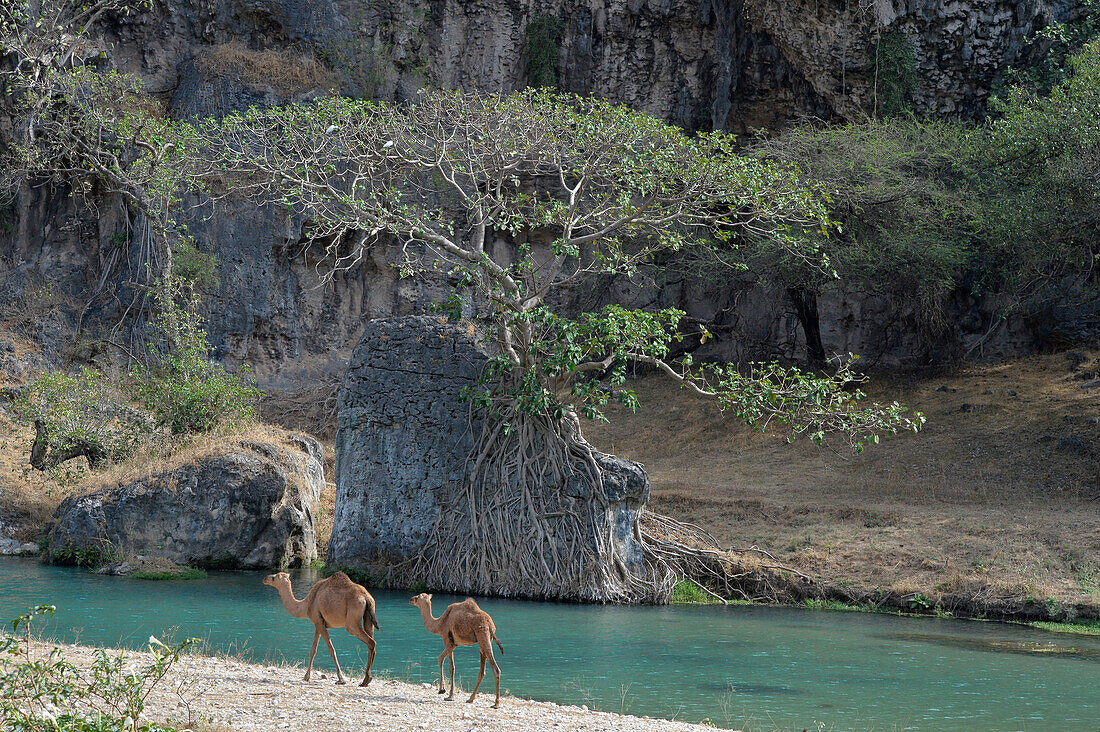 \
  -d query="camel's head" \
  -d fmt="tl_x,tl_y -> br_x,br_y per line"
409,592 -> 432,608
263,571 -> 290,588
